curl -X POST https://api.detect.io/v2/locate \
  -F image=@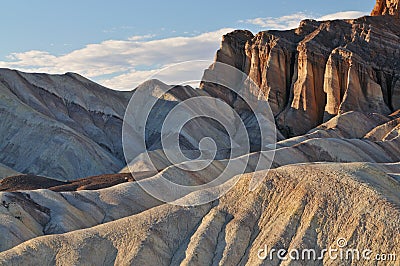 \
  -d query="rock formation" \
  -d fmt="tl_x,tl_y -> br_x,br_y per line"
0,163 -> 399,265
0,69 -> 132,180
0,109 -> 399,253
371,0 -> 400,17
202,16 -> 400,136
0,2 -> 399,265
